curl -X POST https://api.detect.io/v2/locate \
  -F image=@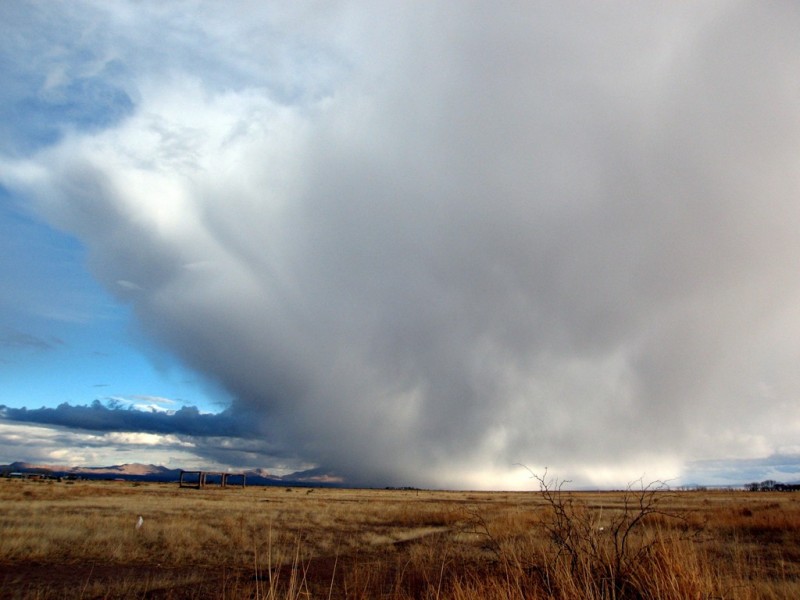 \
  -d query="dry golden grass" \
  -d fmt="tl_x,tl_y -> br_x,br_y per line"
0,479 -> 799,598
